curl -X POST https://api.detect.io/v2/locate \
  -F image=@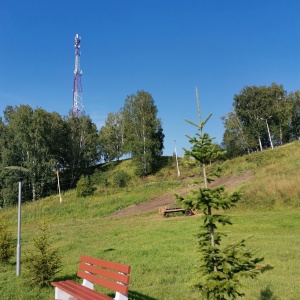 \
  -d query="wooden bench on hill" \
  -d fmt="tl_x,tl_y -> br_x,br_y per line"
51,255 -> 131,300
